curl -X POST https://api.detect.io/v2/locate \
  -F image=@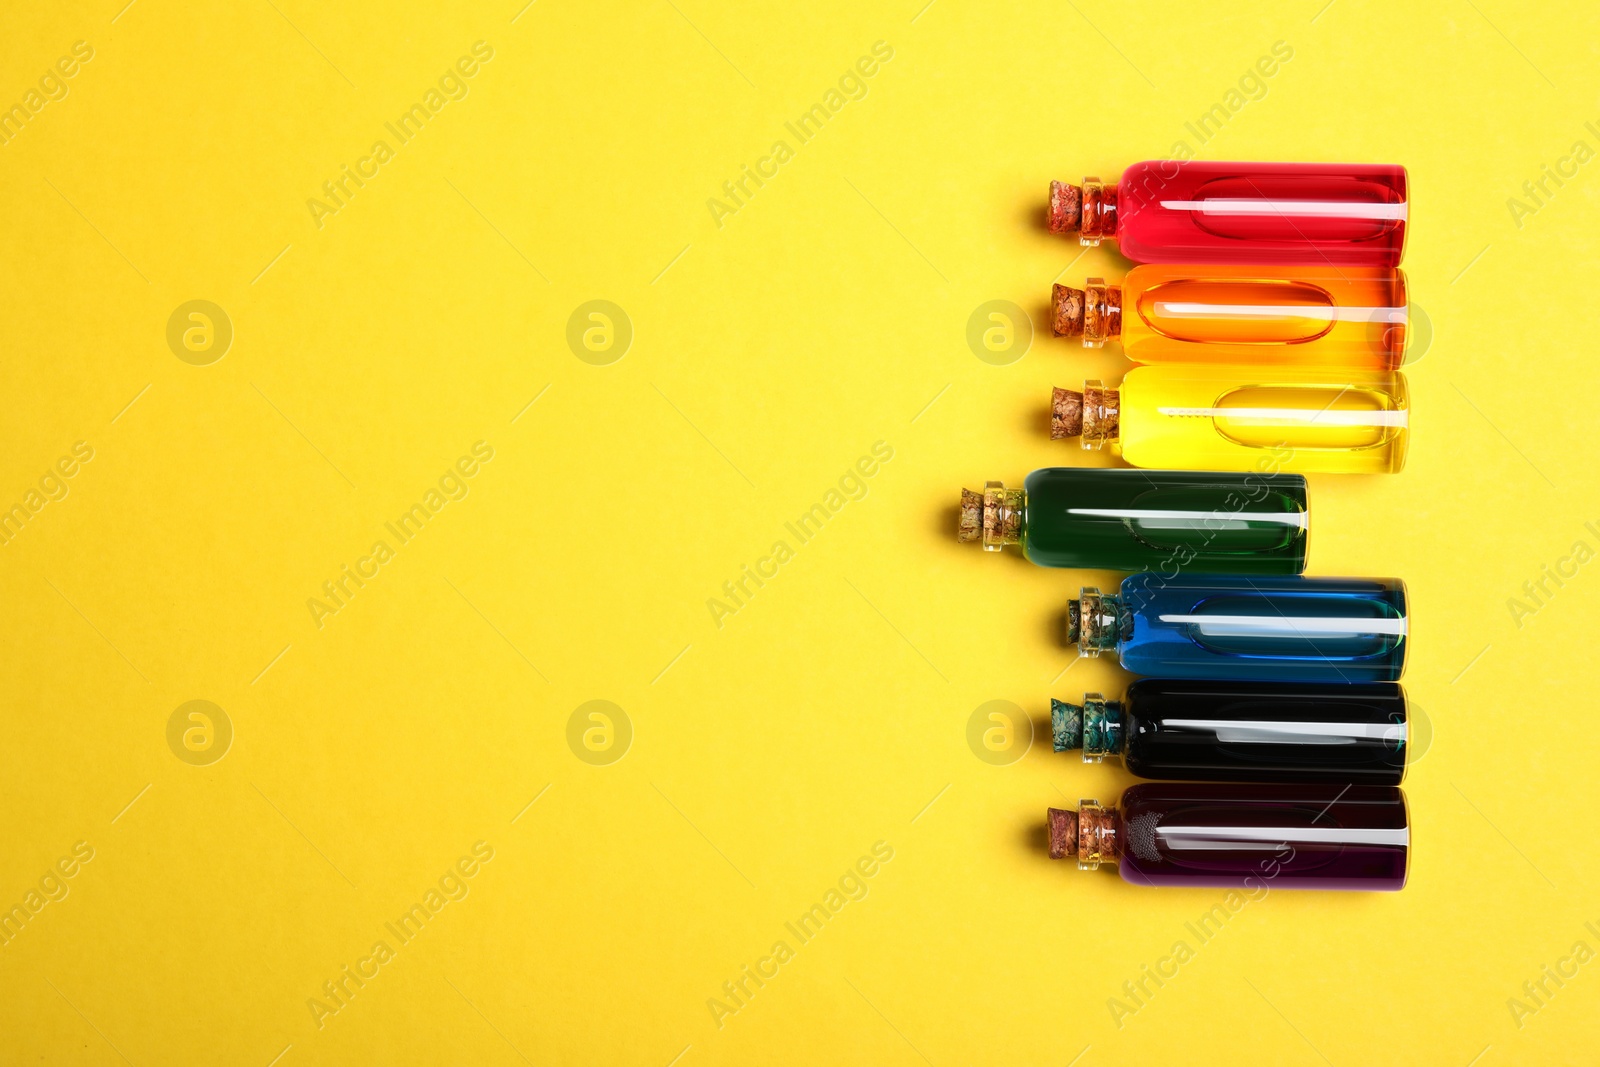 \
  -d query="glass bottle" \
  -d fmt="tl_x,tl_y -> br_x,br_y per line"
1051,679 -> 1407,784
1046,161 -> 1408,267
1051,366 -> 1409,475
1067,573 -> 1407,683
1051,265 -> 1408,370
956,469 -> 1308,574
1046,783 -> 1409,891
